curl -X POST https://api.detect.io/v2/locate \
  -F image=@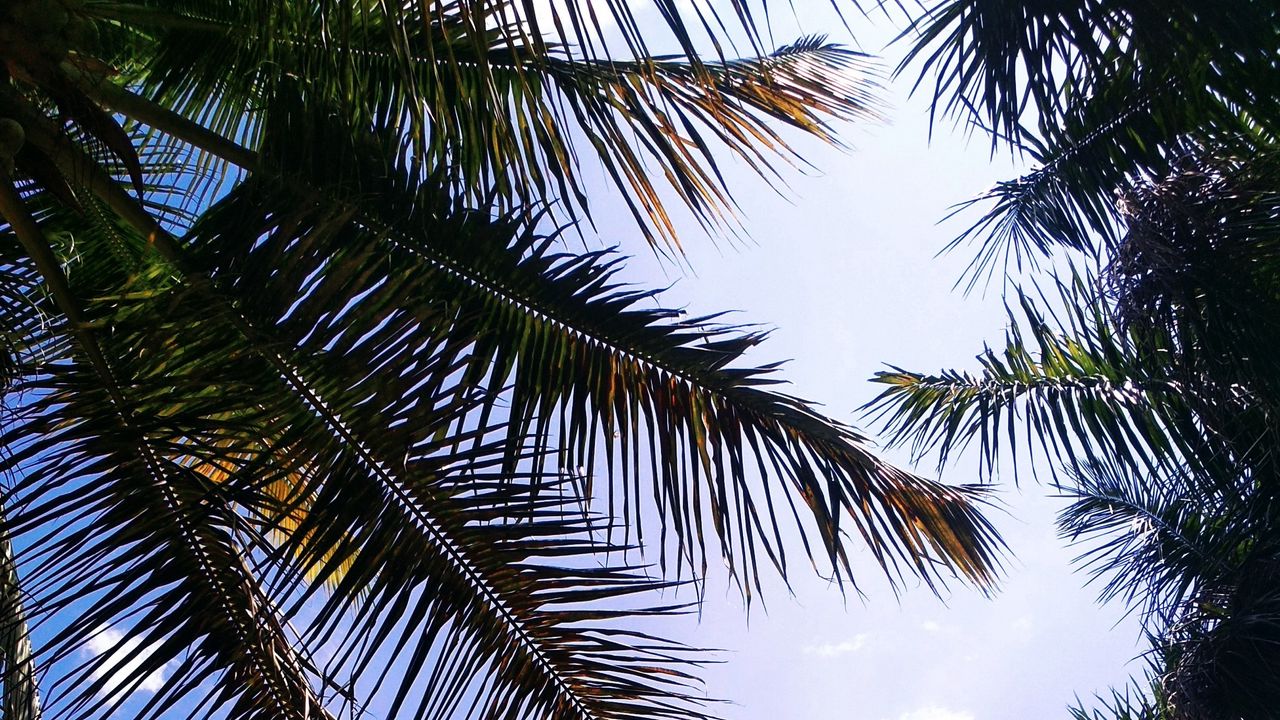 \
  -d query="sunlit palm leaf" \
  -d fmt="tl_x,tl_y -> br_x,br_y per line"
82,2 -> 883,247
168,101 -> 1001,594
